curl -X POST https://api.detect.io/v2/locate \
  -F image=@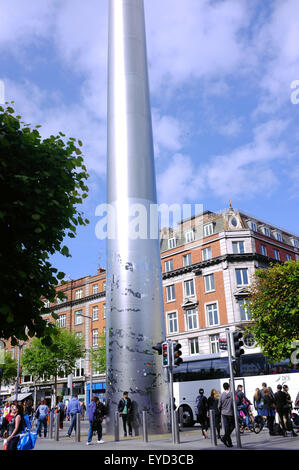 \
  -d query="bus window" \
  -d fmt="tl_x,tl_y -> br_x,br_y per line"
173,363 -> 188,382
268,359 -> 292,375
212,358 -> 230,378
240,354 -> 266,376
